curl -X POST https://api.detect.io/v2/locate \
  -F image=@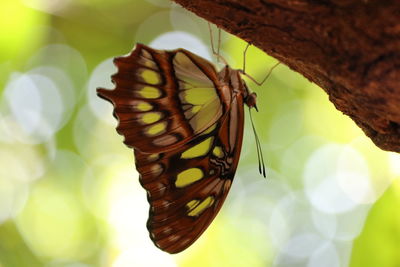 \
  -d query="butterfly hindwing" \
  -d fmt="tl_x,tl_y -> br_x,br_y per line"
136,94 -> 245,253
